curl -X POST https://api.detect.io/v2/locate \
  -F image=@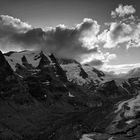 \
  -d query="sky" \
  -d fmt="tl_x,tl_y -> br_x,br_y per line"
0,0 -> 140,74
